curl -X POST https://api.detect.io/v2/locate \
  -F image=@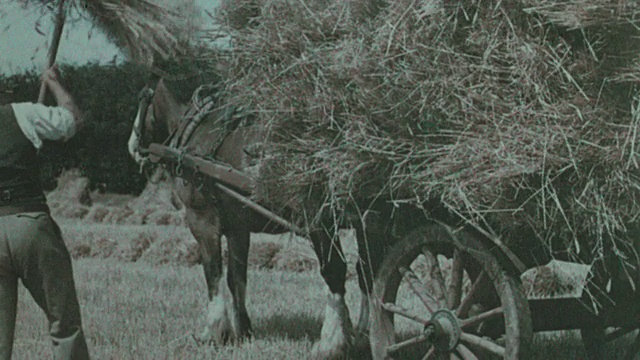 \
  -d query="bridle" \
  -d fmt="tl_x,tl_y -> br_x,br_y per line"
128,78 -> 232,182
129,81 -> 210,173
131,85 -> 156,160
